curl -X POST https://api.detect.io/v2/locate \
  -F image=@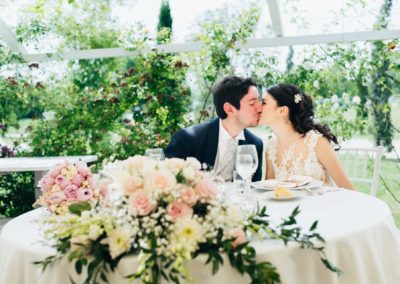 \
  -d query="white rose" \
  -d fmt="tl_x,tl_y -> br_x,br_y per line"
106,228 -> 132,259
182,167 -> 196,180
88,224 -> 103,240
